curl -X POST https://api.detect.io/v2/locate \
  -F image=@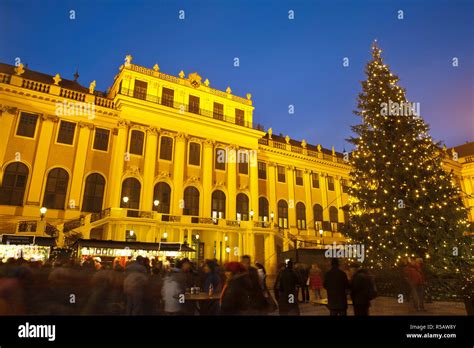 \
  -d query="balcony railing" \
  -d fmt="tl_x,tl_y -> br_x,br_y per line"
90,208 -> 111,223
117,88 -> 264,131
63,217 -> 85,233
17,221 -> 37,233
126,209 -> 154,218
